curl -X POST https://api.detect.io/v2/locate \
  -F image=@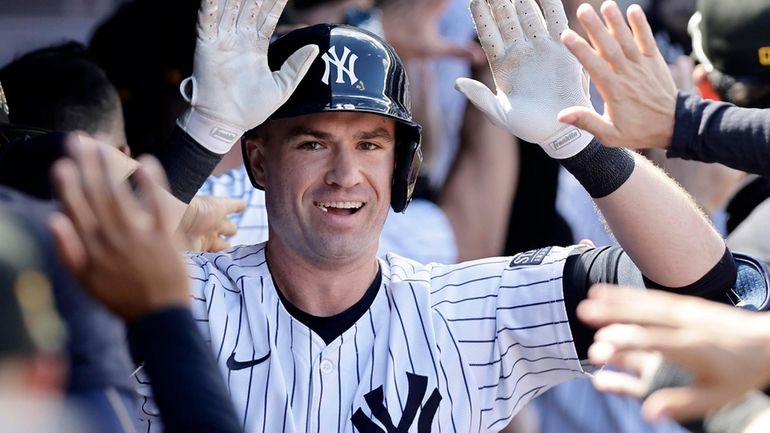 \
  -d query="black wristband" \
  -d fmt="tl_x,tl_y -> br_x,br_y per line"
560,138 -> 635,198
155,127 -> 224,204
